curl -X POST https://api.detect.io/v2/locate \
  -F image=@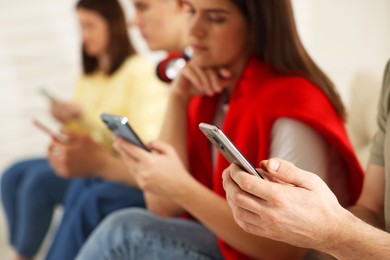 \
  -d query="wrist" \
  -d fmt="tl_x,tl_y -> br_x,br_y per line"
93,149 -> 111,178
170,85 -> 192,105
170,173 -> 196,205
320,209 -> 357,257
